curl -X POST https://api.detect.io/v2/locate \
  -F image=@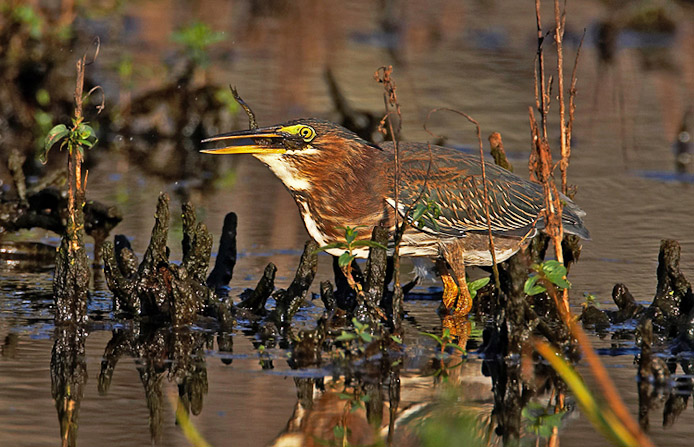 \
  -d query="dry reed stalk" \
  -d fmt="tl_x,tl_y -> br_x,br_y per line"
531,0 -> 568,310
375,66 -> 404,328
